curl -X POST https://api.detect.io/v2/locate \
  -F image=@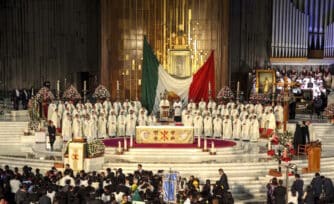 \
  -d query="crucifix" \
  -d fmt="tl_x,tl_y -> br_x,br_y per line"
275,75 -> 299,131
